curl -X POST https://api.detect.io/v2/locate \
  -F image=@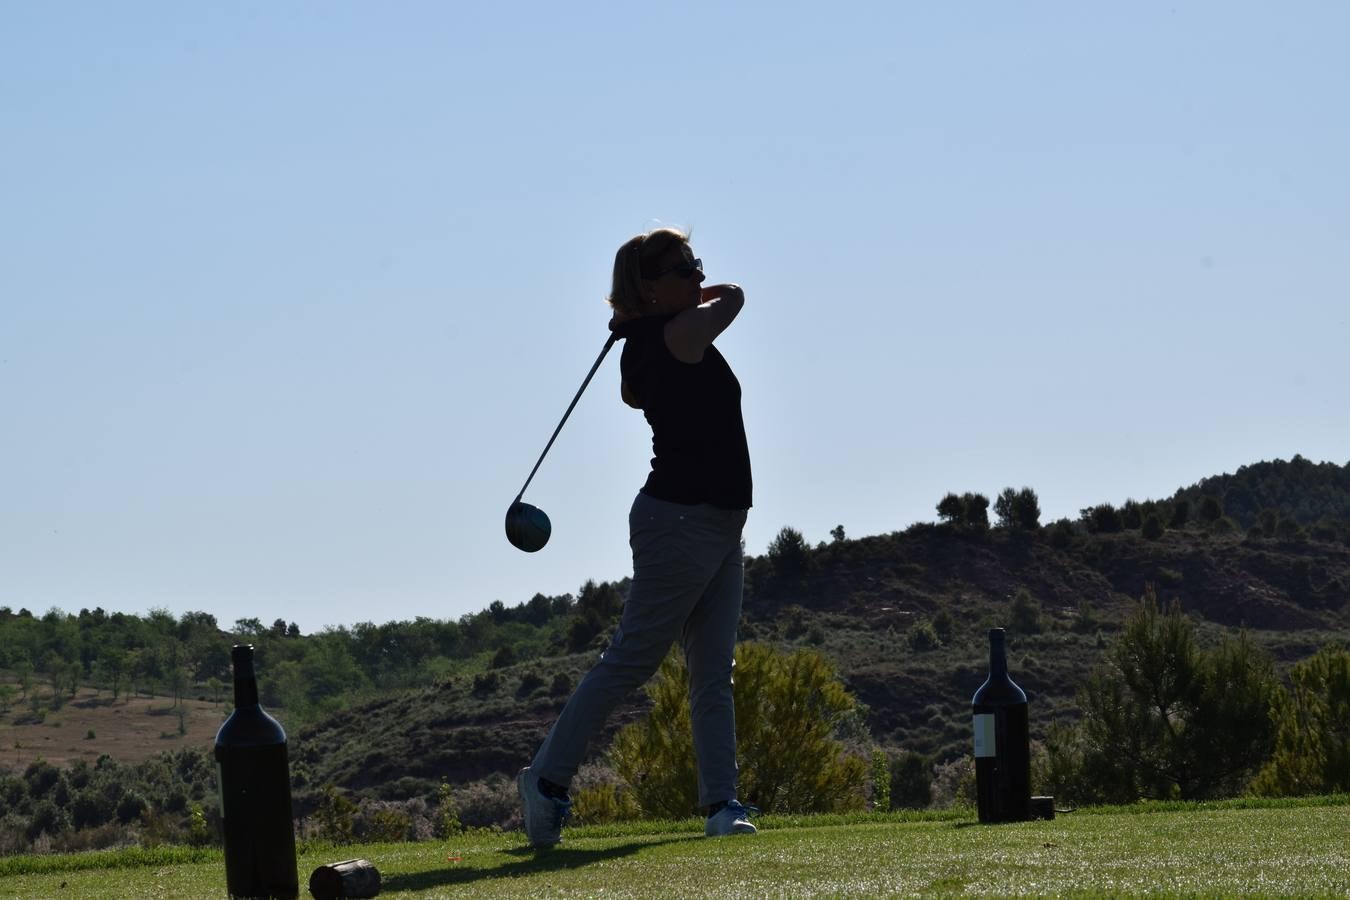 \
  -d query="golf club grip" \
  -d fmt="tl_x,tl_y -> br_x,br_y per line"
515,333 -> 618,502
